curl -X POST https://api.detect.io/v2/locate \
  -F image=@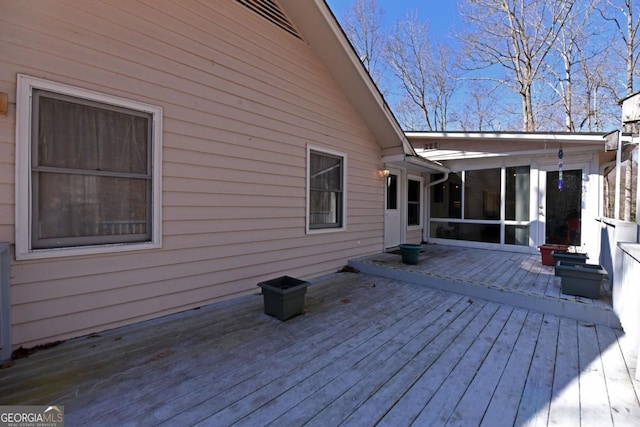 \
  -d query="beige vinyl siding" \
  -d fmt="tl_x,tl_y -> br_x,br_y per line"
0,1 -> 385,348
0,92 -> 14,241
405,229 -> 424,245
